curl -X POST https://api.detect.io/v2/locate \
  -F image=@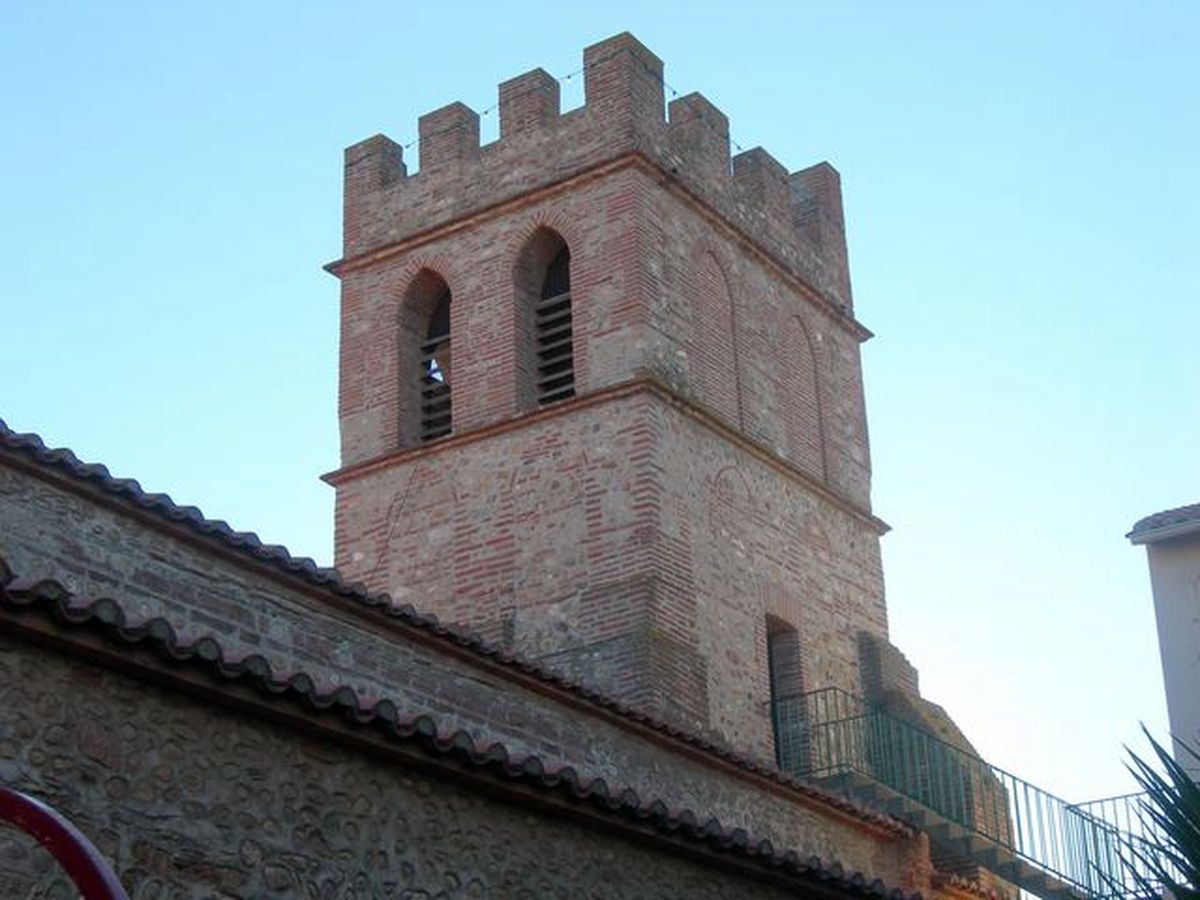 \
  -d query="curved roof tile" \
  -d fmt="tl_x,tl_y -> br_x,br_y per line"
0,566 -> 919,900
0,417 -> 905,832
